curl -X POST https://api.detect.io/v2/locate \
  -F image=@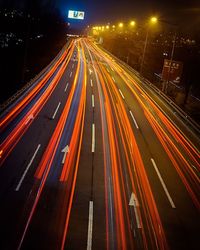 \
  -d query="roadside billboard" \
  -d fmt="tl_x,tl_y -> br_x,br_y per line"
68,10 -> 85,20
162,59 -> 183,84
